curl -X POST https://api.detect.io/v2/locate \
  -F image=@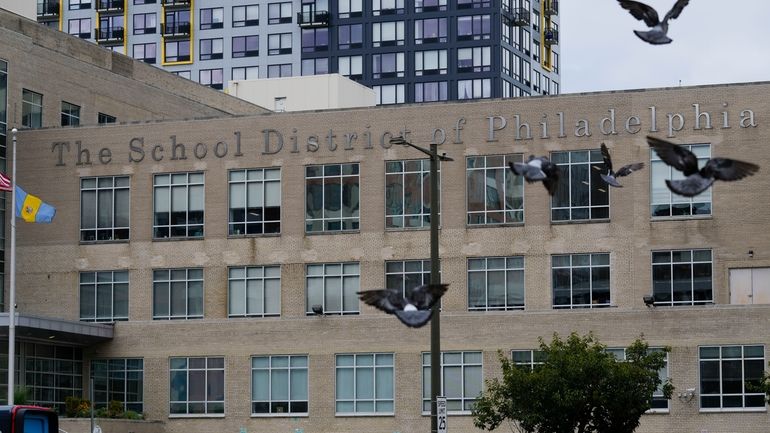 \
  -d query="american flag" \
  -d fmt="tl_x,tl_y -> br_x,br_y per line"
0,172 -> 11,192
